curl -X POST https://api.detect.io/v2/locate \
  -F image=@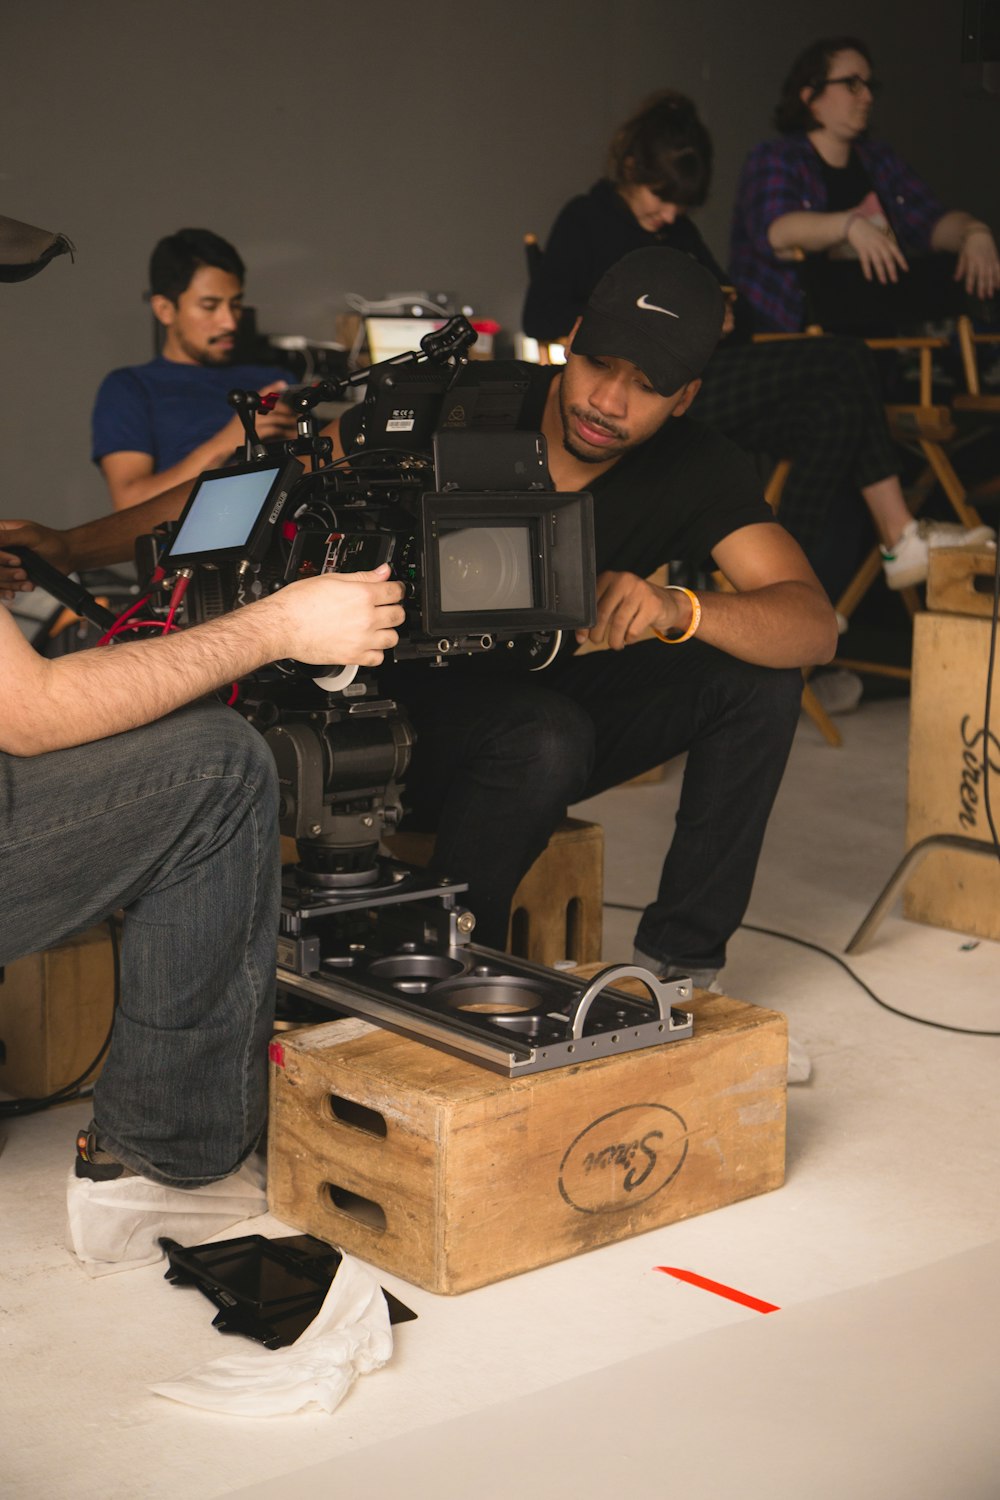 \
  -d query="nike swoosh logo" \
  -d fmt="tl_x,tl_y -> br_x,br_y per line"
636,294 -> 679,318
